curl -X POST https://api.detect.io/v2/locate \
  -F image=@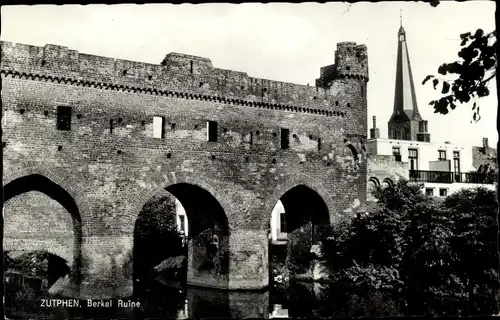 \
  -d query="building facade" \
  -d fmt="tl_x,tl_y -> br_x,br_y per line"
367,22 -> 496,201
